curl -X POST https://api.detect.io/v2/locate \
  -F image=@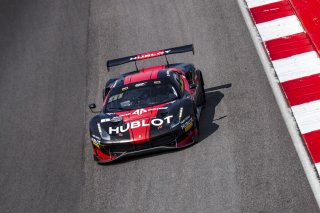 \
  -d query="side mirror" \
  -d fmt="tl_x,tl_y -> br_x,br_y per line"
89,103 -> 99,113
189,83 -> 197,89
